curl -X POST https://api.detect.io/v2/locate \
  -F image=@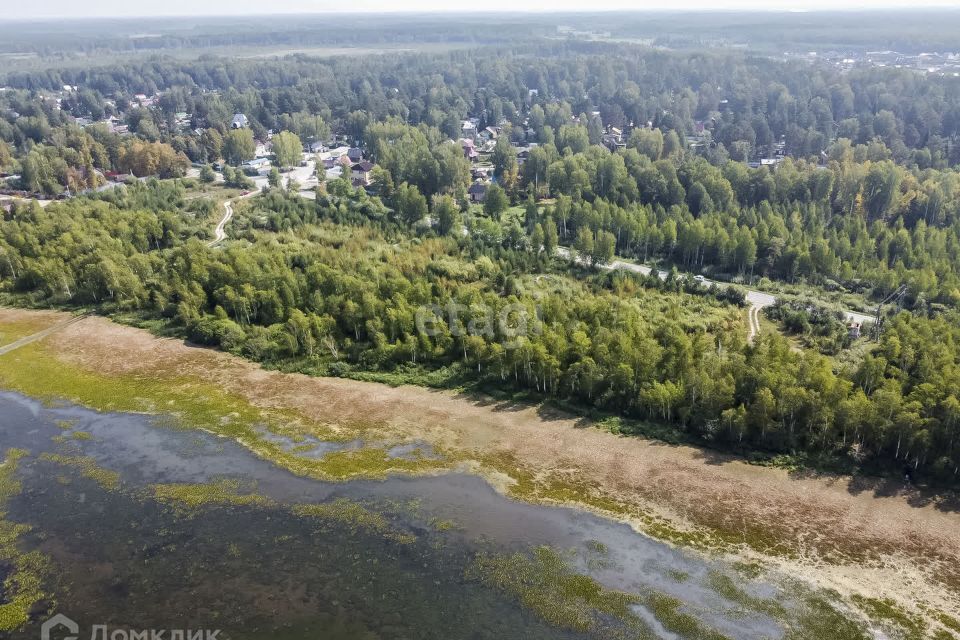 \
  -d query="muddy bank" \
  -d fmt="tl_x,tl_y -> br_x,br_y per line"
0,309 -> 958,630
